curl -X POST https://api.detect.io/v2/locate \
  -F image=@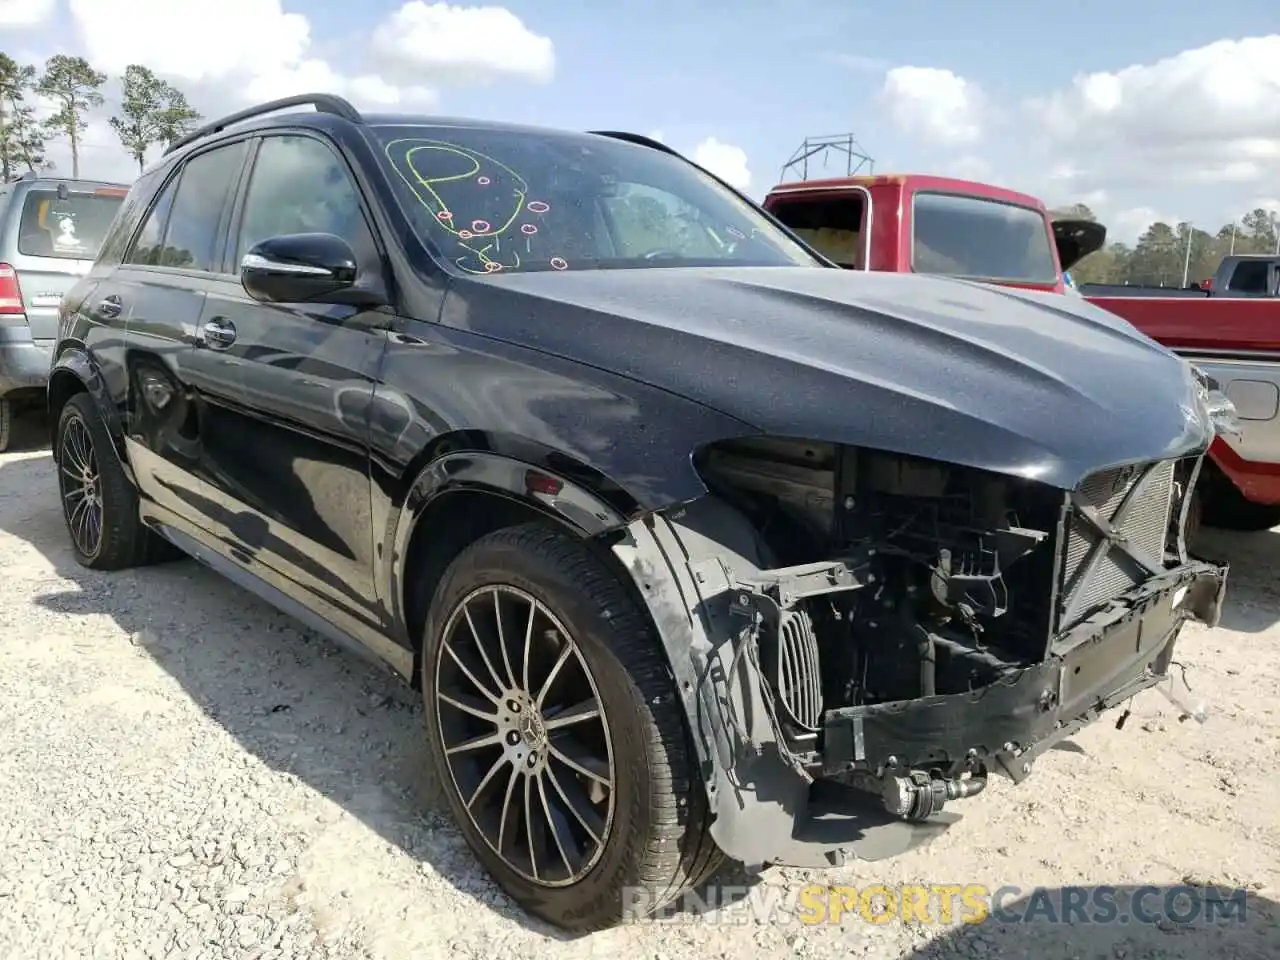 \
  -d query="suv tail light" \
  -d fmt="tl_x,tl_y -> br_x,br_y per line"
0,263 -> 26,325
